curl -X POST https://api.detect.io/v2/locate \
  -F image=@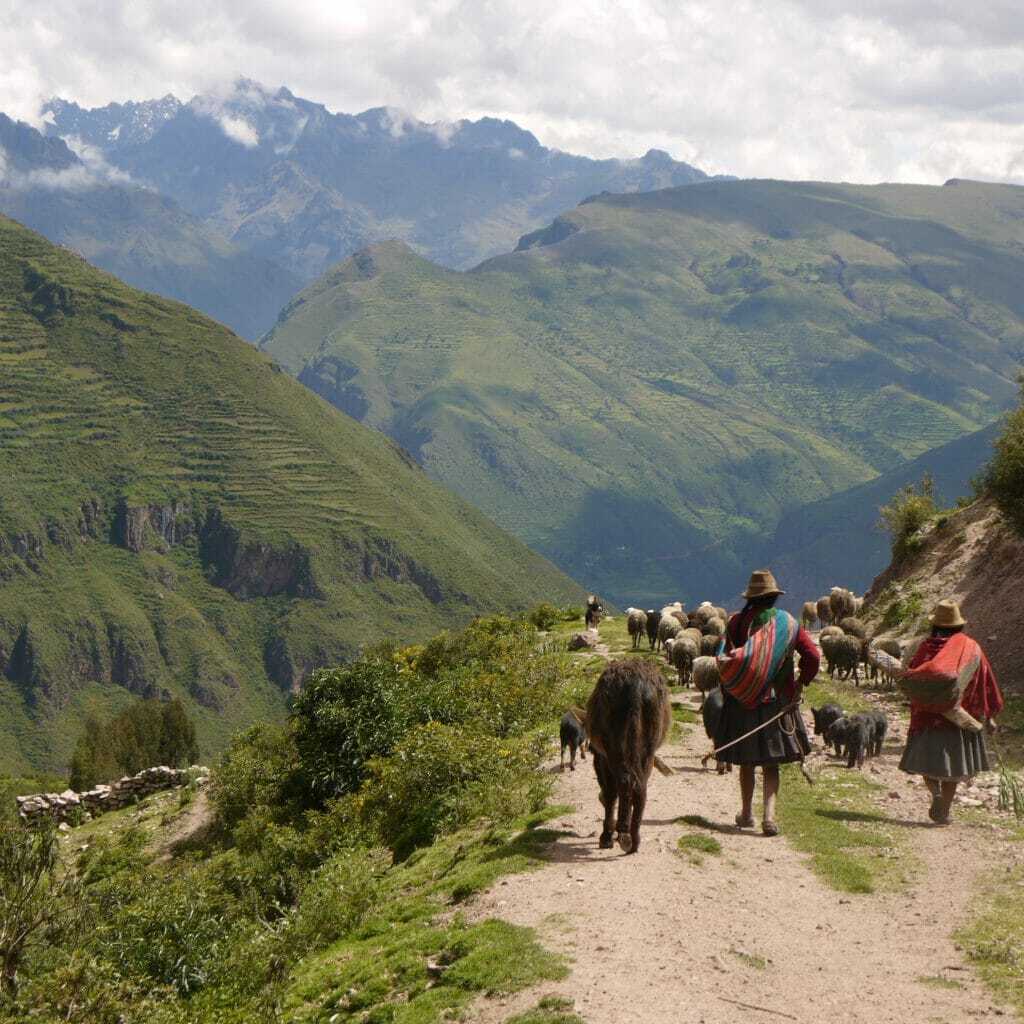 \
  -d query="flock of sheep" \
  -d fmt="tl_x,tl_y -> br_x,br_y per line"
622,586 -> 901,691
